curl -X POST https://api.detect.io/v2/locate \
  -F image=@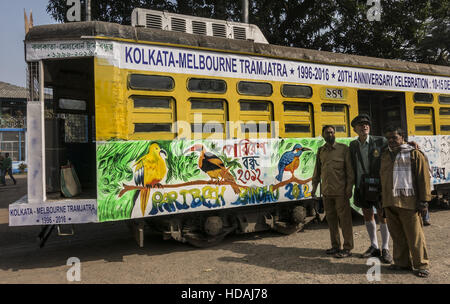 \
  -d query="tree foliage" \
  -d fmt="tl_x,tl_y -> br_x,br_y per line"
46,0 -> 449,66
